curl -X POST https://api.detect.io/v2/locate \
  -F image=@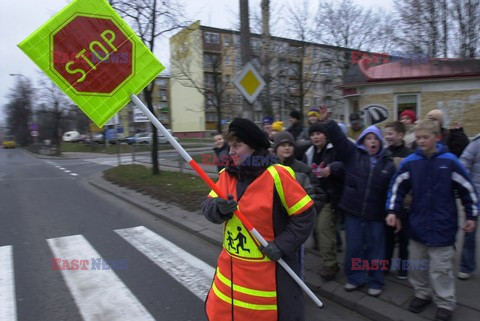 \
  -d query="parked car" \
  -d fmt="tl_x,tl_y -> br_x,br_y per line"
62,131 -> 82,142
2,136 -> 16,149
127,130 -> 177,145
